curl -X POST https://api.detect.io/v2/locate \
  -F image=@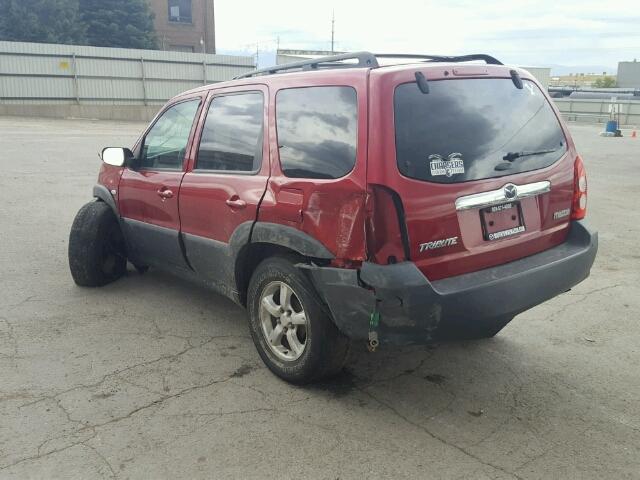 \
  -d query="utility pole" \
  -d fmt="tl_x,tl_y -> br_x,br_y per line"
255,42 -> 259,68
203,0 -> 215,53
331,10 -> 335,53
204,0 -> 208,53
